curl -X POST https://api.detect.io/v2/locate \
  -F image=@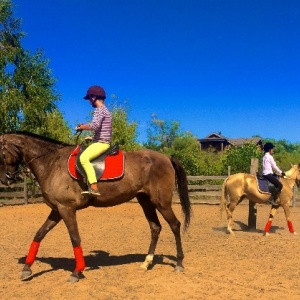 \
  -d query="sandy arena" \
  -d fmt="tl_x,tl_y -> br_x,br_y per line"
1,201 -> 300,299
